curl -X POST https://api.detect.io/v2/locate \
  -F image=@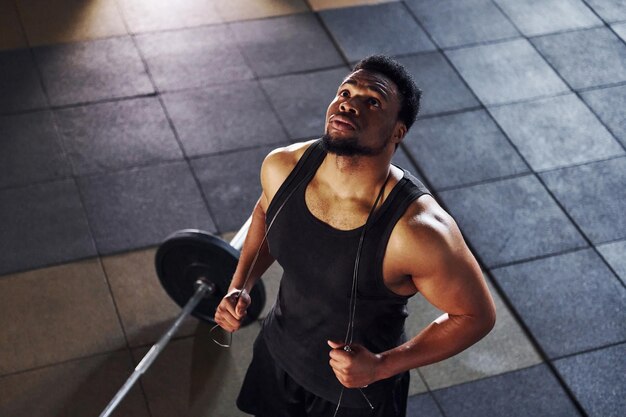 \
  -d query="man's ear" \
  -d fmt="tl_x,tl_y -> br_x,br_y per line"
392,122 -> 407,145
